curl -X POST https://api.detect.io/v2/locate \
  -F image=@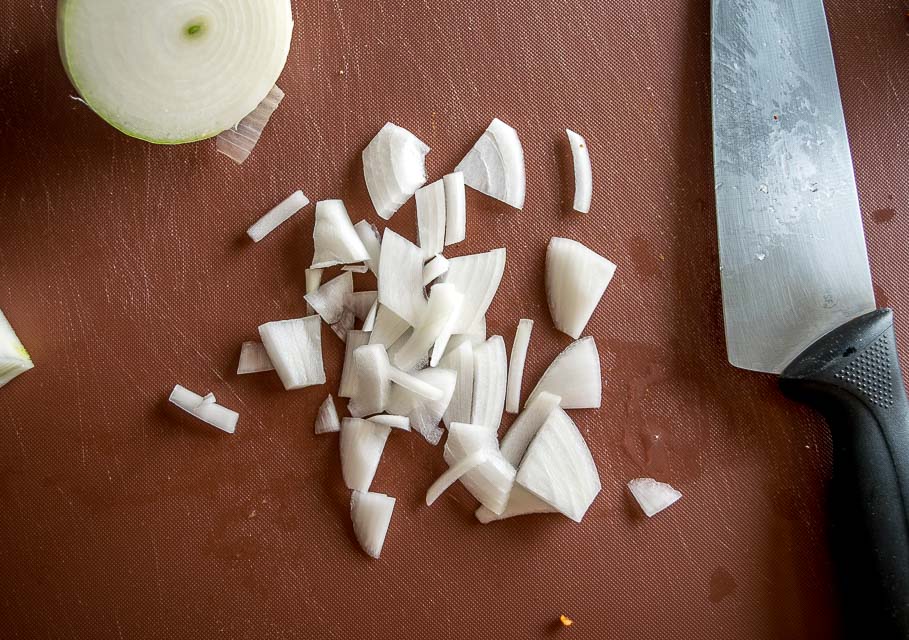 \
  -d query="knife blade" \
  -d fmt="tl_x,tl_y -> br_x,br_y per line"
711,0 -> 909,636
